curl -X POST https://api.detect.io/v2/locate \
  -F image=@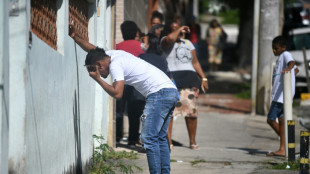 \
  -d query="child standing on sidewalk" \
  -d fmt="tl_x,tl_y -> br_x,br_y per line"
266,35 -> 298,157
